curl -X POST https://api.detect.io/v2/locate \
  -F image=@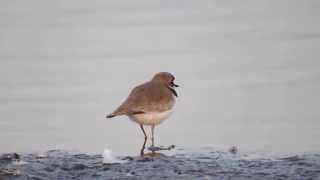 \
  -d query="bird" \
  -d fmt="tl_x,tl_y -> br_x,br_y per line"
106,72 -> 179,155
